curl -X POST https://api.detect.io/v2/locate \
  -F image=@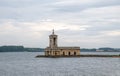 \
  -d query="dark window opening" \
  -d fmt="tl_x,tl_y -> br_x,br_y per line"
53,38 -> 56,45
74,52 -> 76,55
63,52 -> 65,55
55,52 -> 57,55
69,52 -> 71,56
